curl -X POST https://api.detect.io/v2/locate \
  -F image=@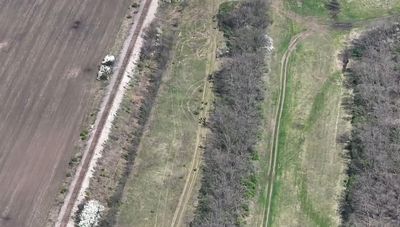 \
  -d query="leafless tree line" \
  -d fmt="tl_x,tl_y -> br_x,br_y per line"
340,23 -> 400,226
191,1 -> 270,226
